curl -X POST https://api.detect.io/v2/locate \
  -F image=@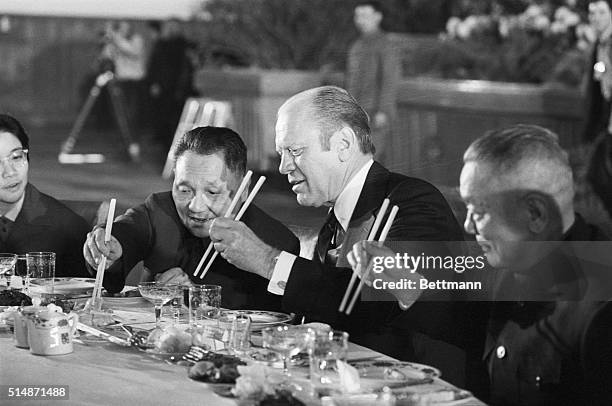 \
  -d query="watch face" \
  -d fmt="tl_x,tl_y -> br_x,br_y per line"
595,61 -> 607,74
